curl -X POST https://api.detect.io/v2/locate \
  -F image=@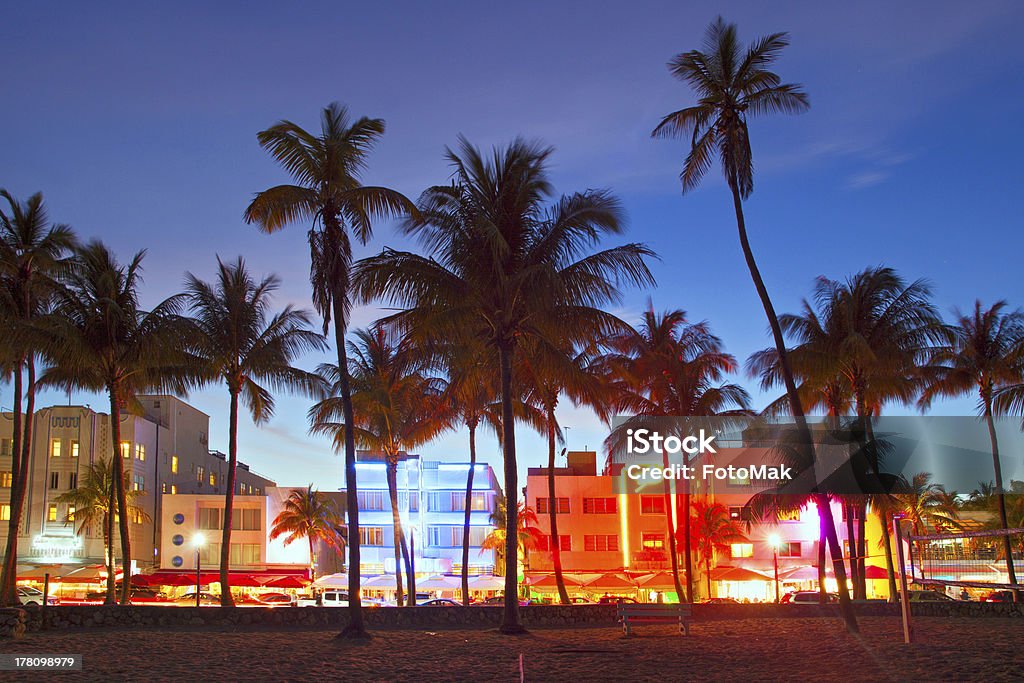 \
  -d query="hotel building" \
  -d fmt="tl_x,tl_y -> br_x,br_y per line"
0,396 -> 274,571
